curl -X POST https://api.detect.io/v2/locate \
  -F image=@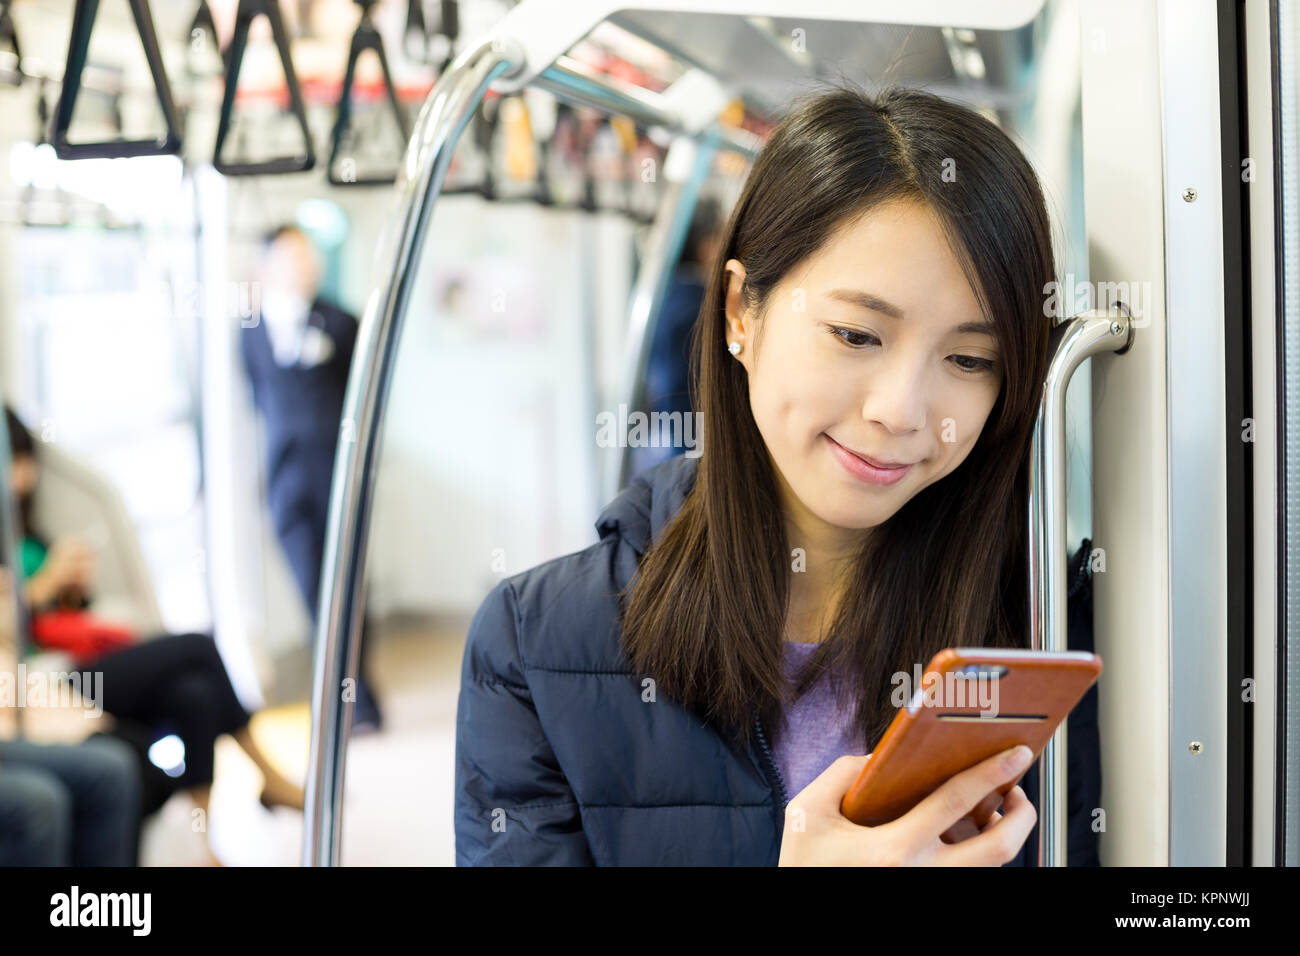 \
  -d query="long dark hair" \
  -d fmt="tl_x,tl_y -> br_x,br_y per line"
4,404 -> 36,540
620,83 -> 1056,751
